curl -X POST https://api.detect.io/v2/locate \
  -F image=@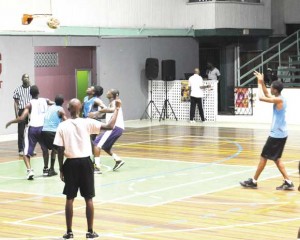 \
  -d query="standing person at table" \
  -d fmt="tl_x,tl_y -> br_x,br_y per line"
89,89 -> 125,173
41,94 -> 67,176
188,68 -> 209,123
13,74 -> 32,156
206,62 -> 220,81
206,62 -> 221,111
240,71 -> 294,190
54,98 -> 121,239
6,85 -> 53,180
